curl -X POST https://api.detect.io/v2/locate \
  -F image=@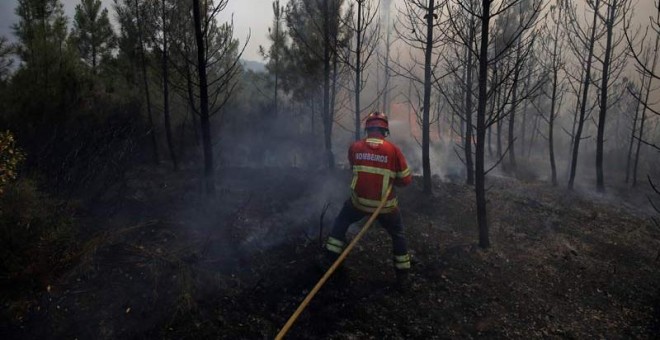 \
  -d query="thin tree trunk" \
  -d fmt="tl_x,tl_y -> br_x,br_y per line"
633,95 -> 648,187
162,0 -> 178,171
596,1 -> 615,192
548,4 -> 562,186
465,21 -> 475,185
489,62 -> 499,158
192,0 -> 215,195
566,68 -> 583,177
549,75 -> 559,186
92,41 -> 97,74
136,0 -> 158,164
323,0 -> 334,169
625,83 -> 641,183
382,0 -> 392,113
354,0 -> 363,141
633,32 -> 660,186
496,88 -> 502,159
569,0 -> 600,190
422,0 -> 435,194
520,69 -> 532,155
476,0 -> 491,249
508,41 -> 522,172
330,43 -> 339,144
274,6 -> 280,119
